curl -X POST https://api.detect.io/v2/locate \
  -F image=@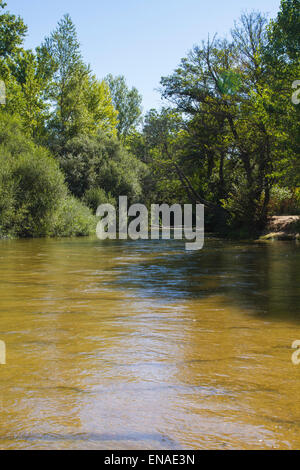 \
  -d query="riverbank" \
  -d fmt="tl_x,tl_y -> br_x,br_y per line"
259,215 -> 300,241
